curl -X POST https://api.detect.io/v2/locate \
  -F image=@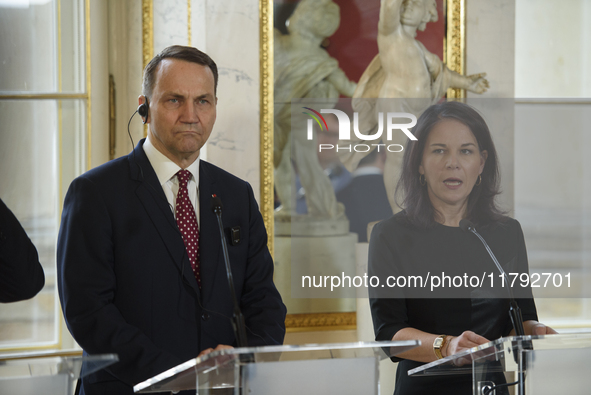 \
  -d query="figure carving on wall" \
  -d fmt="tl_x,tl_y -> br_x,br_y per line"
342,0 -> 489,211
274,0 -> 357,220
